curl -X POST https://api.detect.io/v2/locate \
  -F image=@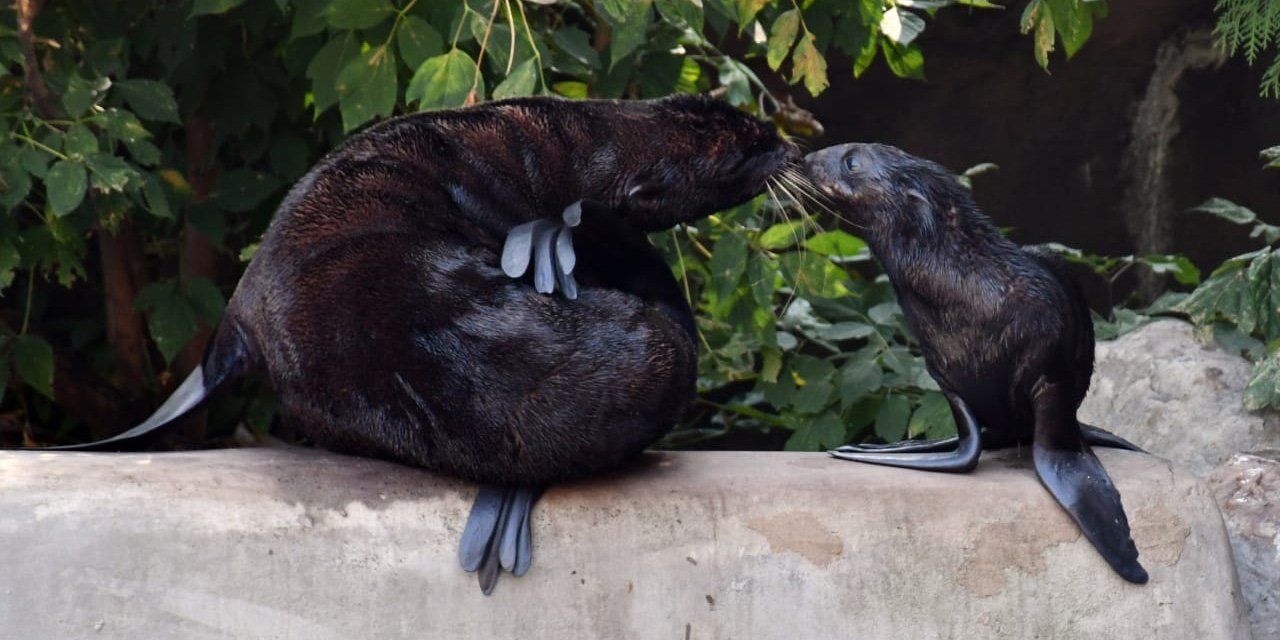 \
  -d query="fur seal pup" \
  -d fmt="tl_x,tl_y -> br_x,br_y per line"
804,142 -> 1149,584
41,95 -> 799,593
